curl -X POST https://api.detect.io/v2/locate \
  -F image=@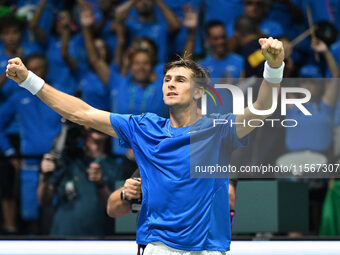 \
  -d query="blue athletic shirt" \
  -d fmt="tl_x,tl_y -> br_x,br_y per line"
110,112 -> 248,251
200,54 -> 244,115
286,102 -> 334,152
